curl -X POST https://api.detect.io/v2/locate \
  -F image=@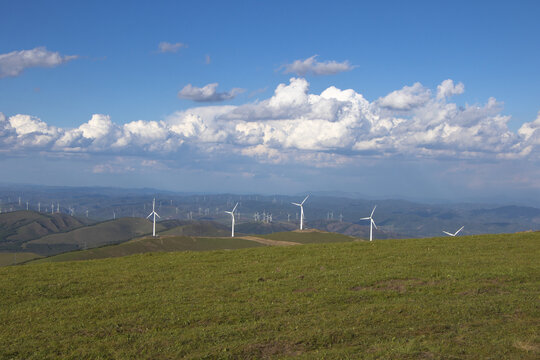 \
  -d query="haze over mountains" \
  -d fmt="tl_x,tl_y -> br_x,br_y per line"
1,184 -> 538,243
